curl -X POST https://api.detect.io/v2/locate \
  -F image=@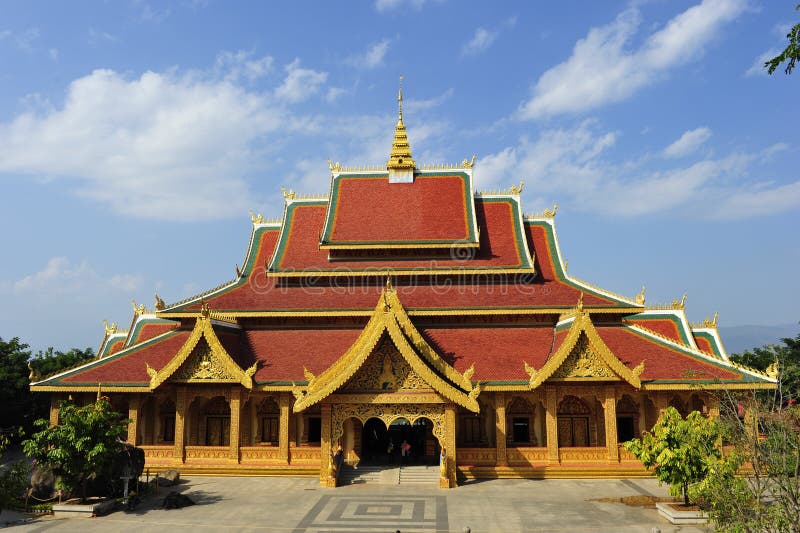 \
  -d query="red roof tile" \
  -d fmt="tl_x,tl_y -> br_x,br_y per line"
272,199 -> 528,271
420,326 -> 556,381
62,330 -> 191,384
694,334 -> 714,355
243,328 -> 364,382
322,174 -> 475,245
595,326 -> 742,382
625,317 -> 686,346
